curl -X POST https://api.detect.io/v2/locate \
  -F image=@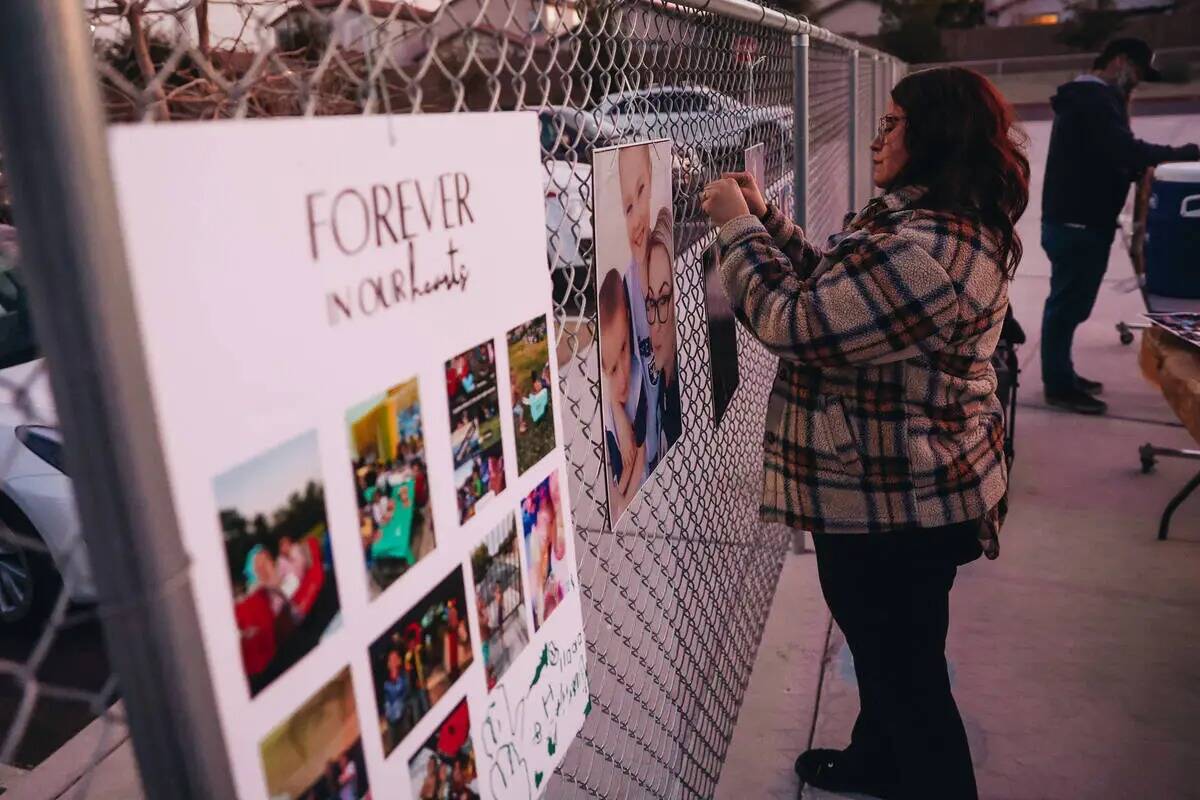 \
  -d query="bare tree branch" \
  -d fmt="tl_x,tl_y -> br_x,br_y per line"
197,0 -> 210,55
126,1 -> 169,119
